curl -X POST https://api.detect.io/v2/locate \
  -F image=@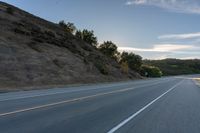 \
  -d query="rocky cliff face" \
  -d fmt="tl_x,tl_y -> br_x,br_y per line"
0,2 -> 140,90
